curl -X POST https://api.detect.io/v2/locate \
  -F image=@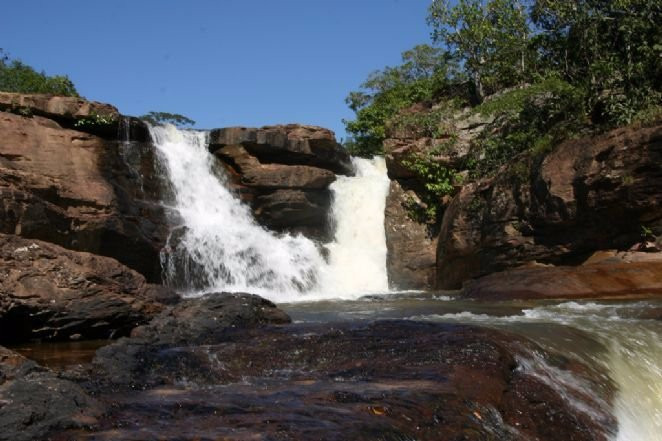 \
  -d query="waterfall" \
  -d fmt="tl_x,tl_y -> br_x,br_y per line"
319,157 -> 390,296
150,124 -> 390,302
